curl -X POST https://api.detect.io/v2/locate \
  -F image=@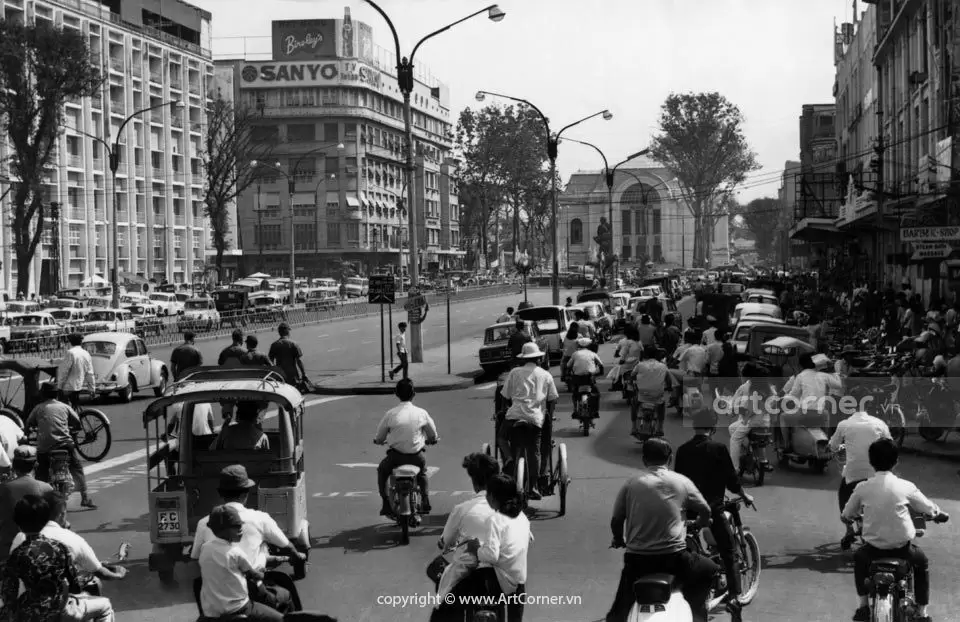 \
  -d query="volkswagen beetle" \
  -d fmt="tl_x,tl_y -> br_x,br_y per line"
82,332 -> 169,403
